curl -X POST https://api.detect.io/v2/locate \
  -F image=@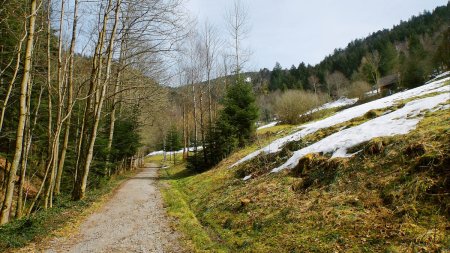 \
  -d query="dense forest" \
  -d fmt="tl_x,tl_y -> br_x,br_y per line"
252,4 -> 449,95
